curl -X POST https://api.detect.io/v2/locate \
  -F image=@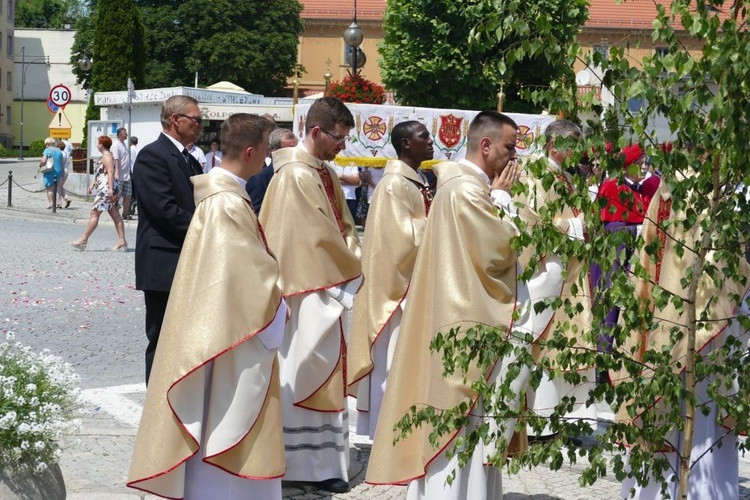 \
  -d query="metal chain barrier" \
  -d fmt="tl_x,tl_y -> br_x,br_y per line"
1,171 -> 49,208
11,176 -> 45,193
1,155 -> 95,209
